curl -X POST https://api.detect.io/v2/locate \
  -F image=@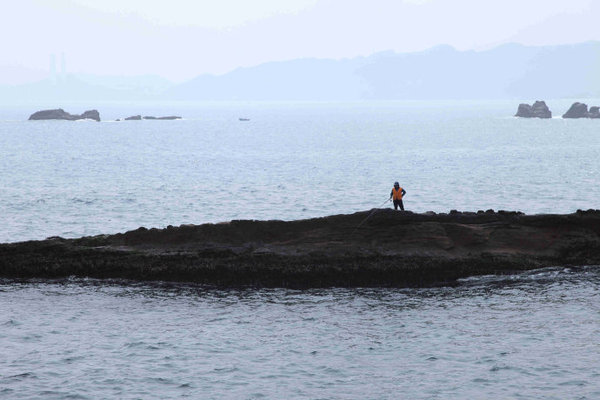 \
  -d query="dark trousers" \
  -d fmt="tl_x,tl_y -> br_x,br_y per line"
393,199 -> 404,211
